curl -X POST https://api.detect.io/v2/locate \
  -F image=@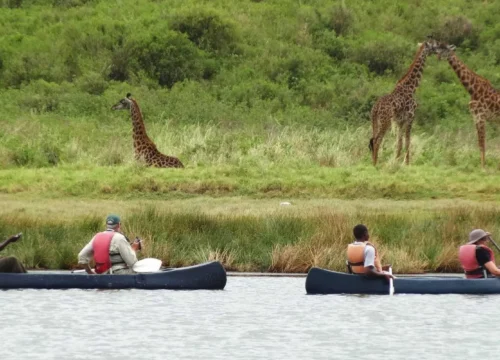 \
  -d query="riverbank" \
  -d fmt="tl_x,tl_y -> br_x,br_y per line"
1,195 -> 498,273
